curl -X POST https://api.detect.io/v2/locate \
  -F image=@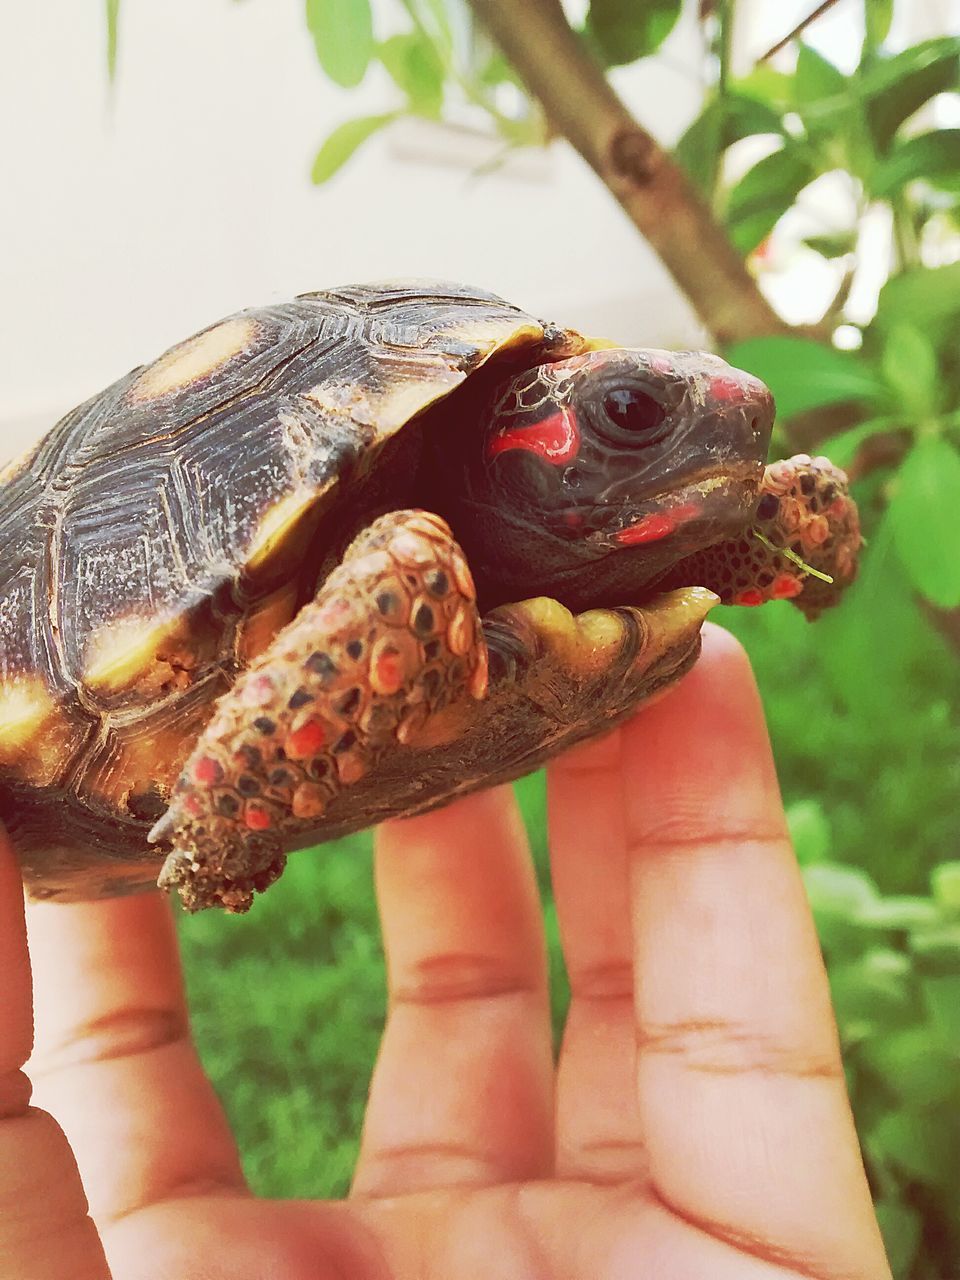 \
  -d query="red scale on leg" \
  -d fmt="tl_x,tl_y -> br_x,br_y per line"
241,674 -> 277,708
771,573 -> 803,600
285,718 -> 327,760
733,588 -> 765,607
193,756 -> 224,787
244,803 -> 273,831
